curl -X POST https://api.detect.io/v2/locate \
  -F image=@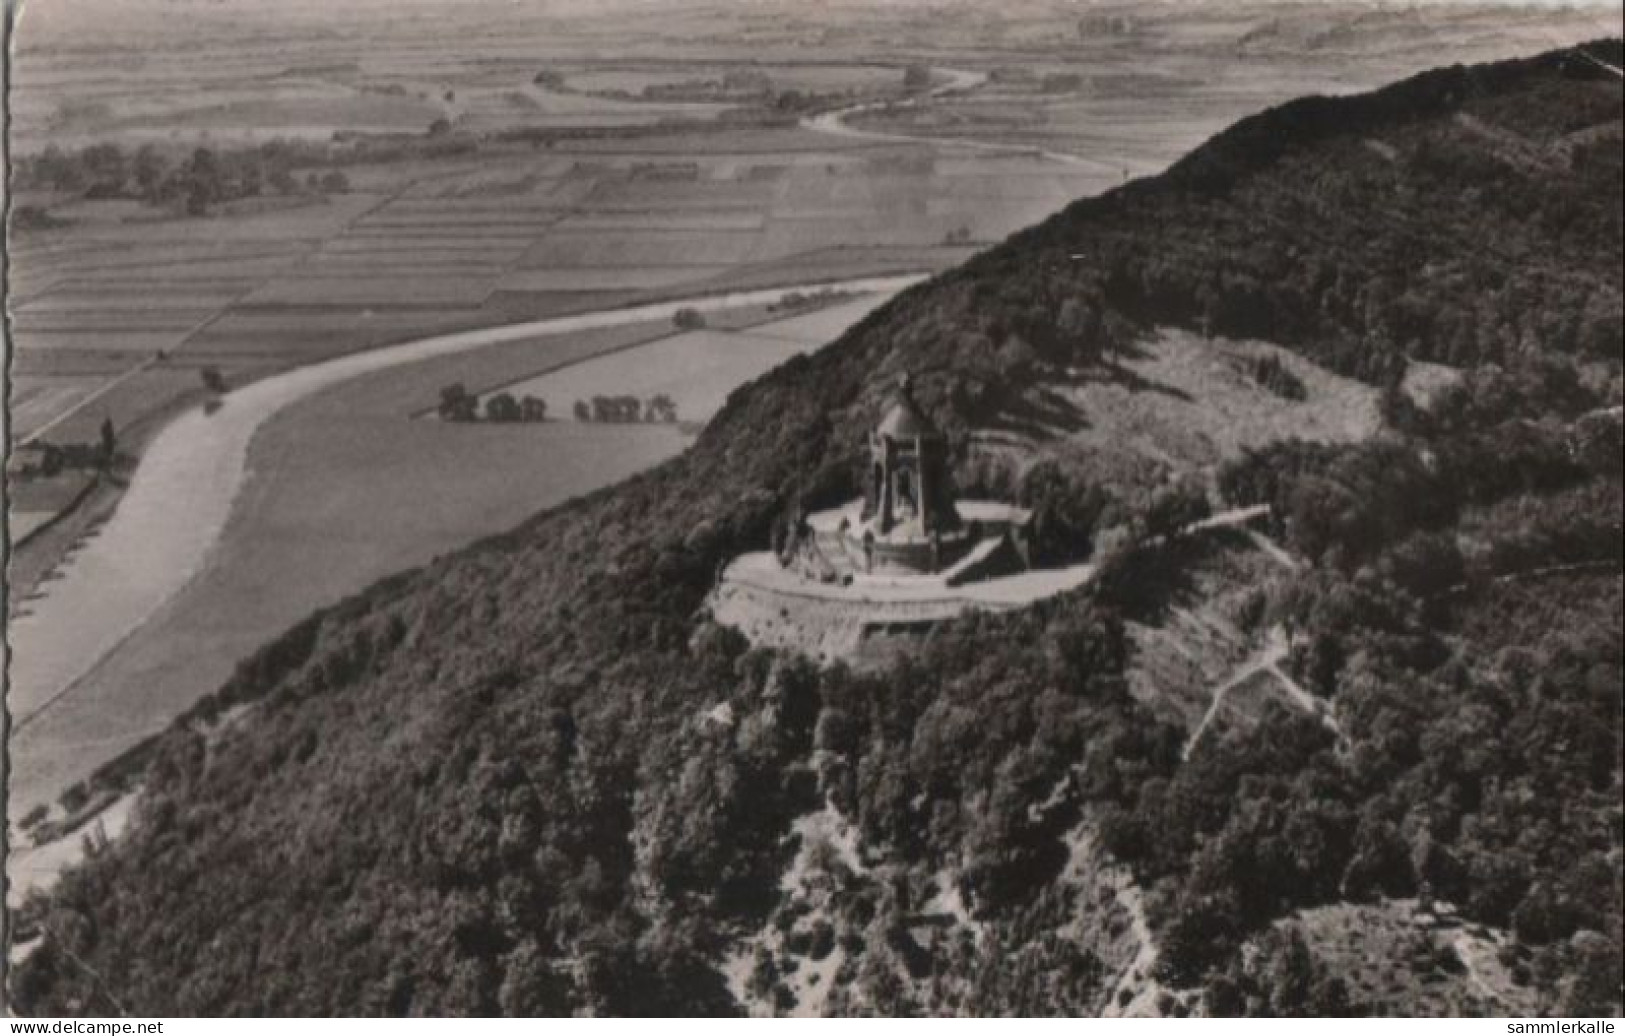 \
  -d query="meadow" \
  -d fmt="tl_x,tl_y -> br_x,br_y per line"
486,293 -> 897,424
